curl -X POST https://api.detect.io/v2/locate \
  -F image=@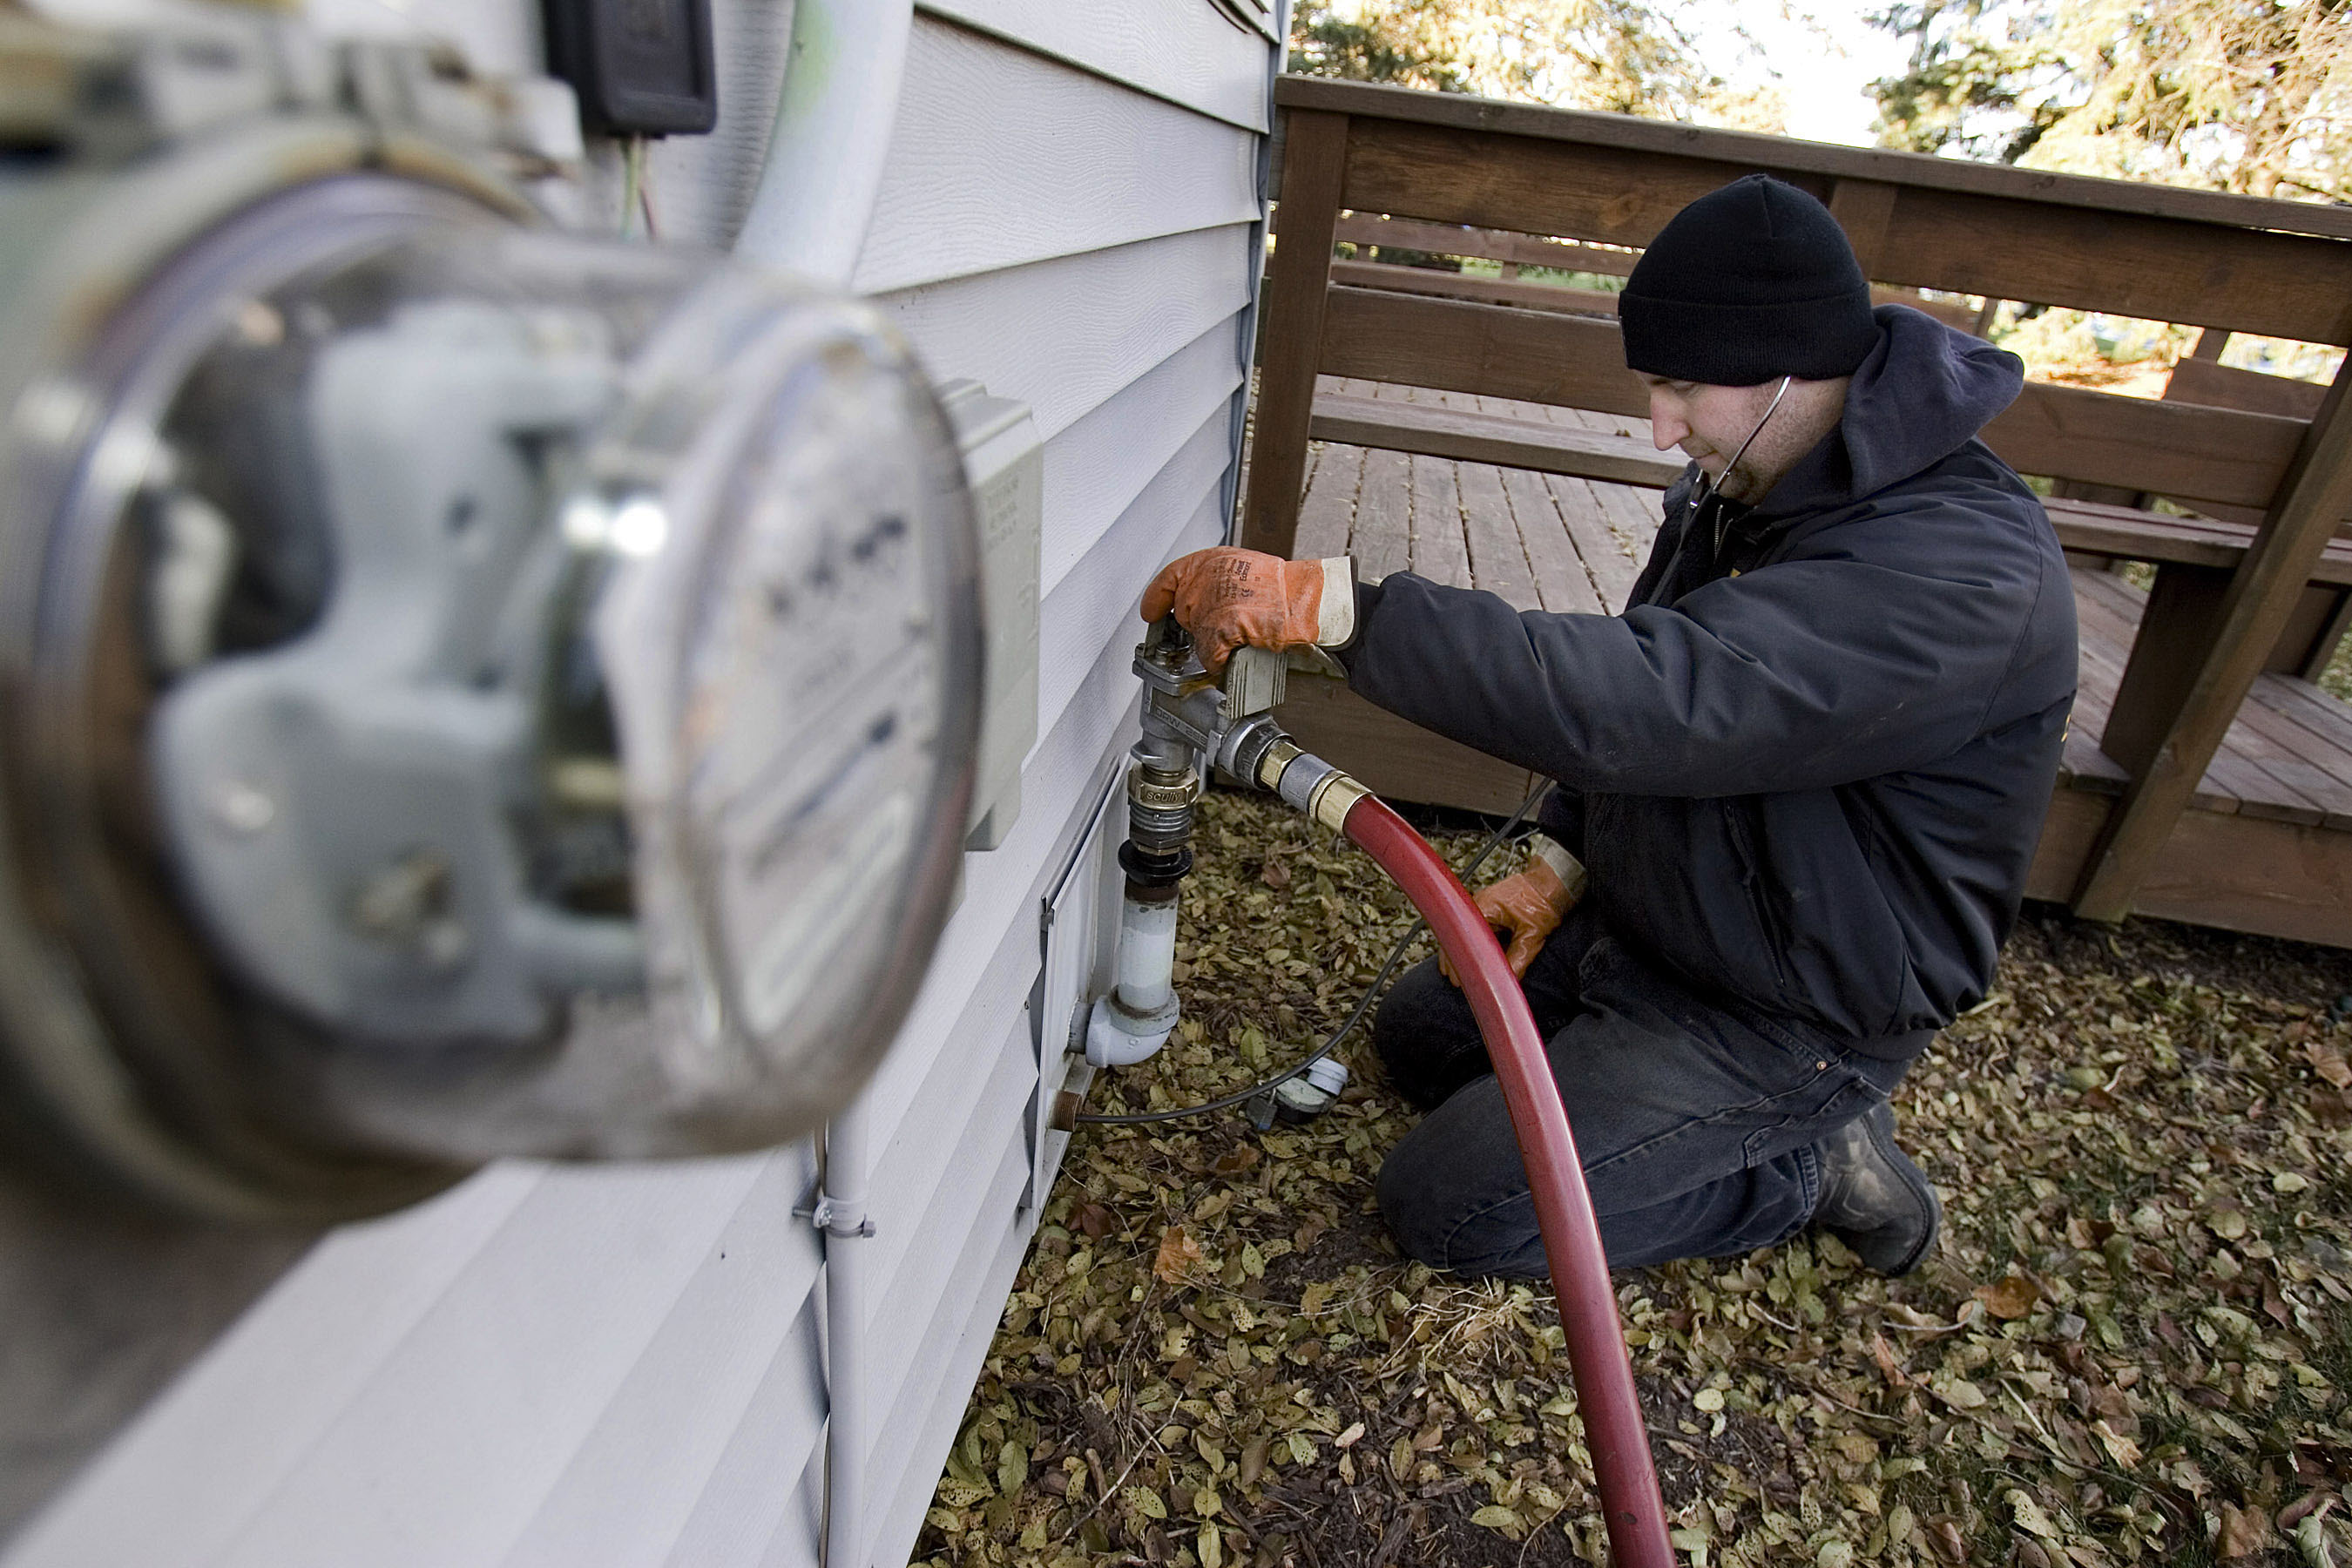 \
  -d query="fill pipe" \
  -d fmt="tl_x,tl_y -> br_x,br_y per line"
1338,794 -> 1675,1568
